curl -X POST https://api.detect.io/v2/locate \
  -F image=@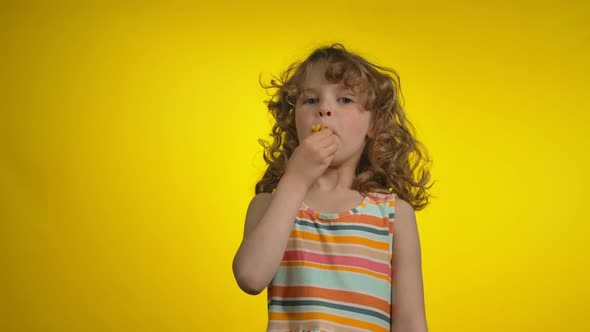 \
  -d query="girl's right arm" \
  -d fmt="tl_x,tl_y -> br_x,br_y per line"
232,127 -> 339,295
232,174 -> 308,295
